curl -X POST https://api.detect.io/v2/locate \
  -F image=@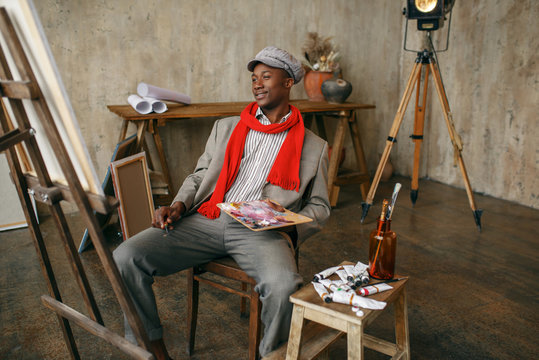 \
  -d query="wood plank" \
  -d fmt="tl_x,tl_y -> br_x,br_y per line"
0,79 -> 38,99
347,322 -> 363,360
24,174 -> 118,215
265,322 -> 343,360
41,295 -> 154,360
107,100 -> 375,121
362,333 -> 398,356
286,305 -> 305,359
